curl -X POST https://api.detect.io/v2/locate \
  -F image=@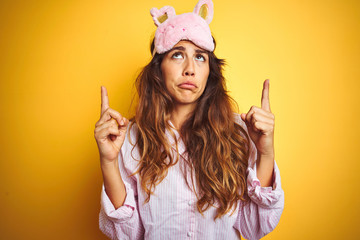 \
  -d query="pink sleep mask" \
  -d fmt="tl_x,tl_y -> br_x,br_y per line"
150,0 -> 214,55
